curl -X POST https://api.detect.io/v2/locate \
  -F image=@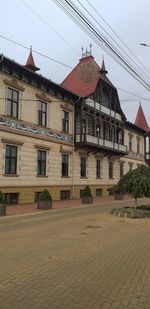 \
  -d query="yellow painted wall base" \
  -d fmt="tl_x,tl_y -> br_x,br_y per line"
0,184 -> 112,204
